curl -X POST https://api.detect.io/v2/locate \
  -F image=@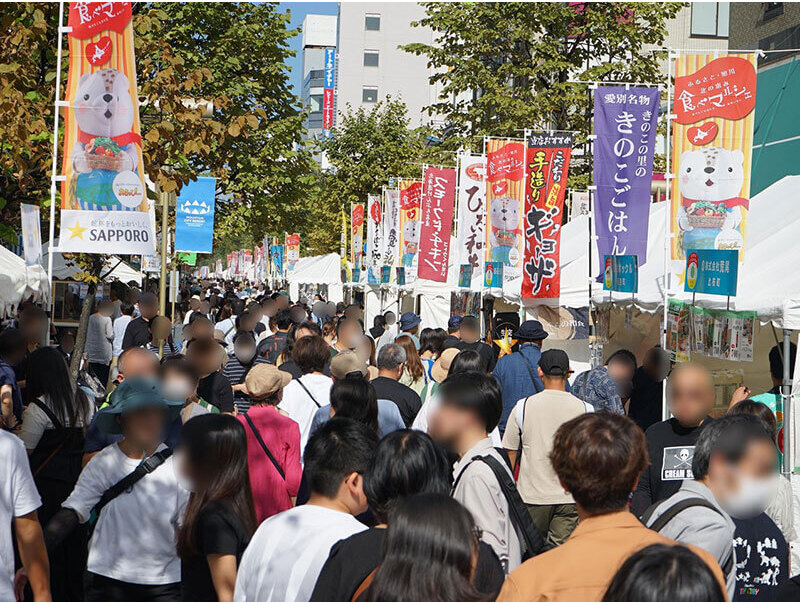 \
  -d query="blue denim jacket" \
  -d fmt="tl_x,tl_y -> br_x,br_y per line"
492,344 -> 545,434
